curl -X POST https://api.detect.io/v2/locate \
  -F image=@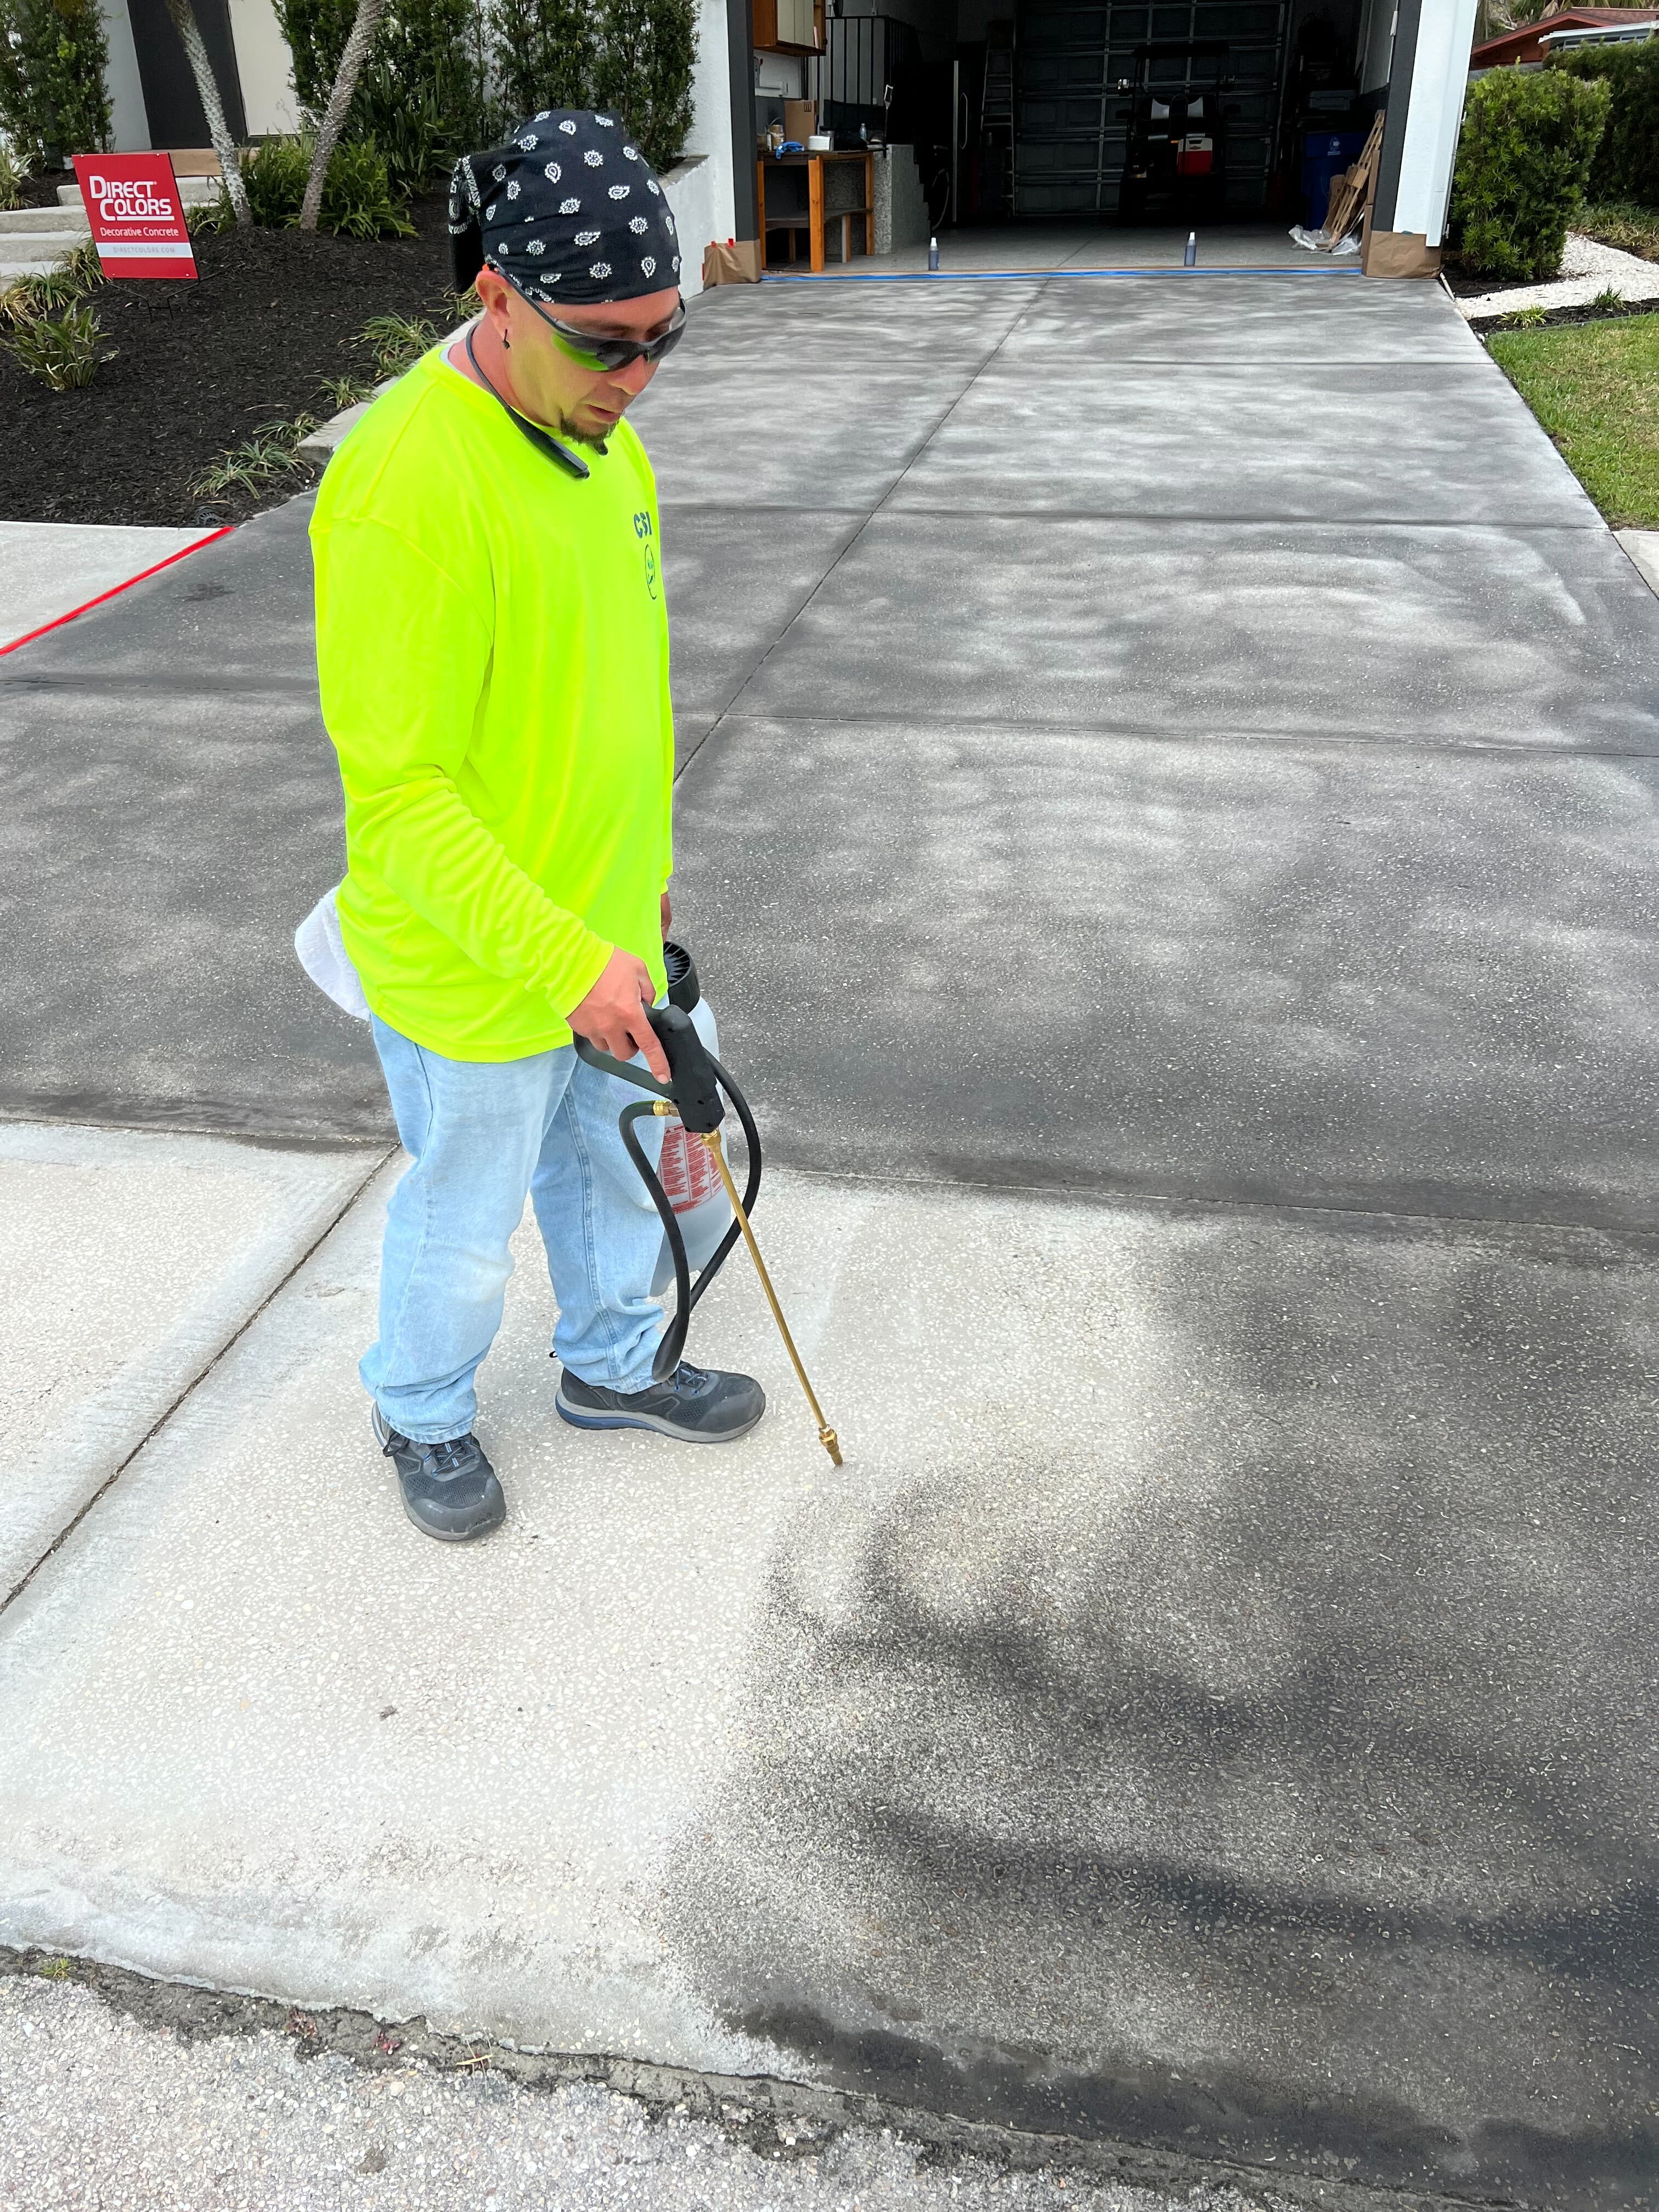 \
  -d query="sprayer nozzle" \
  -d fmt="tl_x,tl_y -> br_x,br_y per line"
703,1129 -> 844,1469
